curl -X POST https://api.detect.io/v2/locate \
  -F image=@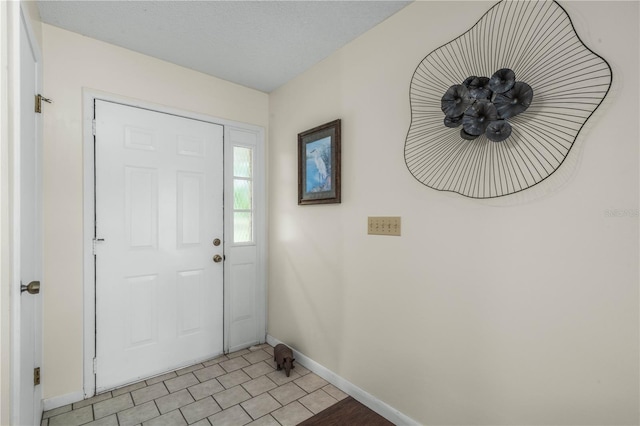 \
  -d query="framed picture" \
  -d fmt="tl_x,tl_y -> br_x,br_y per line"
298,119 -> 341,205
